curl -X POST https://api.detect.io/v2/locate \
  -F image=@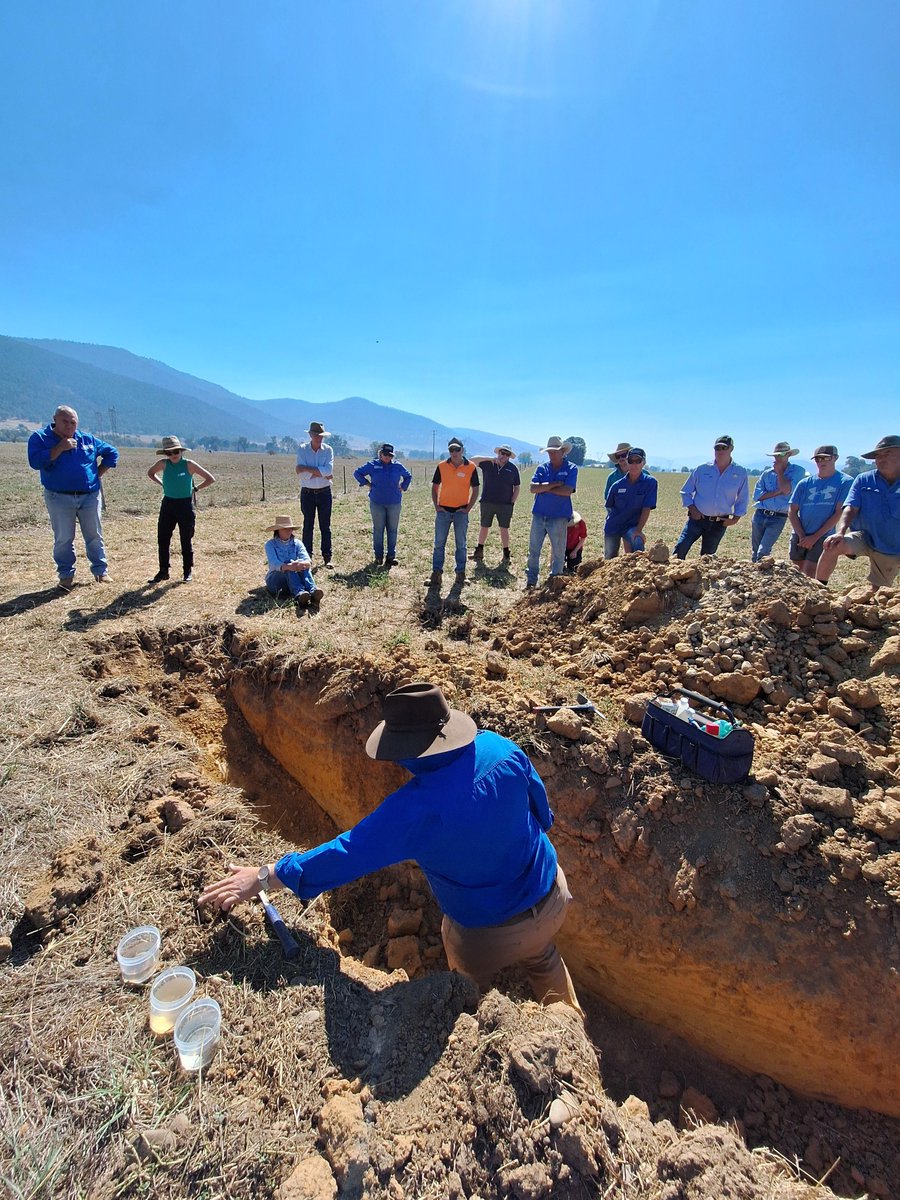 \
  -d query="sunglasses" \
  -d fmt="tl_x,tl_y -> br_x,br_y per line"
164,450 -> 182,457
614,453 -> 628,460
812,454 -> 835,462
498,451 -> 511,457
626,456 -> 644,464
